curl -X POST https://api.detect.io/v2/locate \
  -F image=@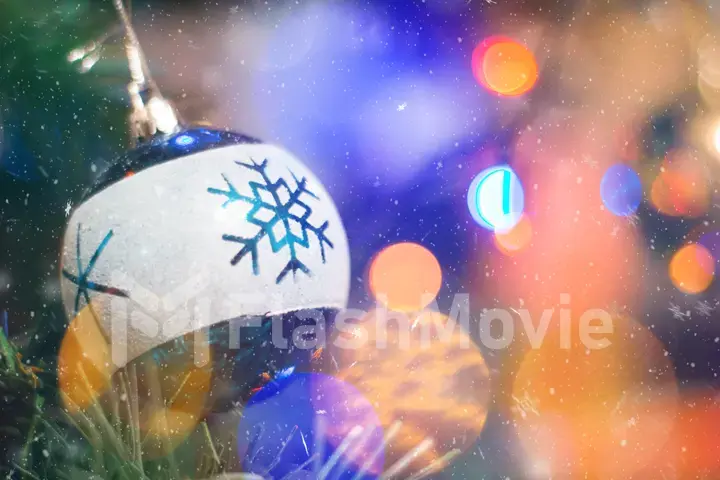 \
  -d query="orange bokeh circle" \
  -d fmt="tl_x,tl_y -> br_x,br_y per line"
649,151 -> 710,218
472,37 -> 538,97
494,214 -> 533,255
669,243 -> 715,294
368,242 -> 442,312
512,316 -> 679,478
